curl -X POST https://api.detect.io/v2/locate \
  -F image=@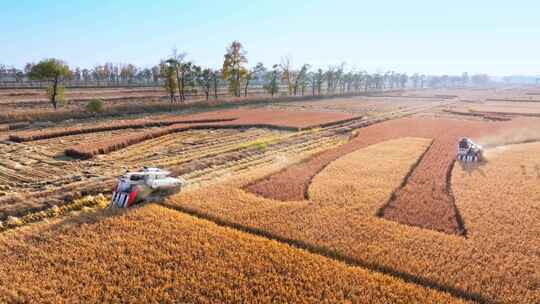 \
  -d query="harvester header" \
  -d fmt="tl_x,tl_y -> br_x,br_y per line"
457,138 -> 484,163
111,167 -> 185,208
